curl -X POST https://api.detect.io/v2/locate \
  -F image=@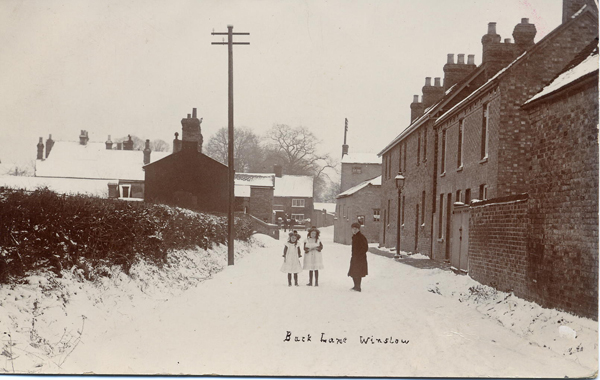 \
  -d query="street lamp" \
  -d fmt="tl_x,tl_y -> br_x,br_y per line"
395,172 -> 405,258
